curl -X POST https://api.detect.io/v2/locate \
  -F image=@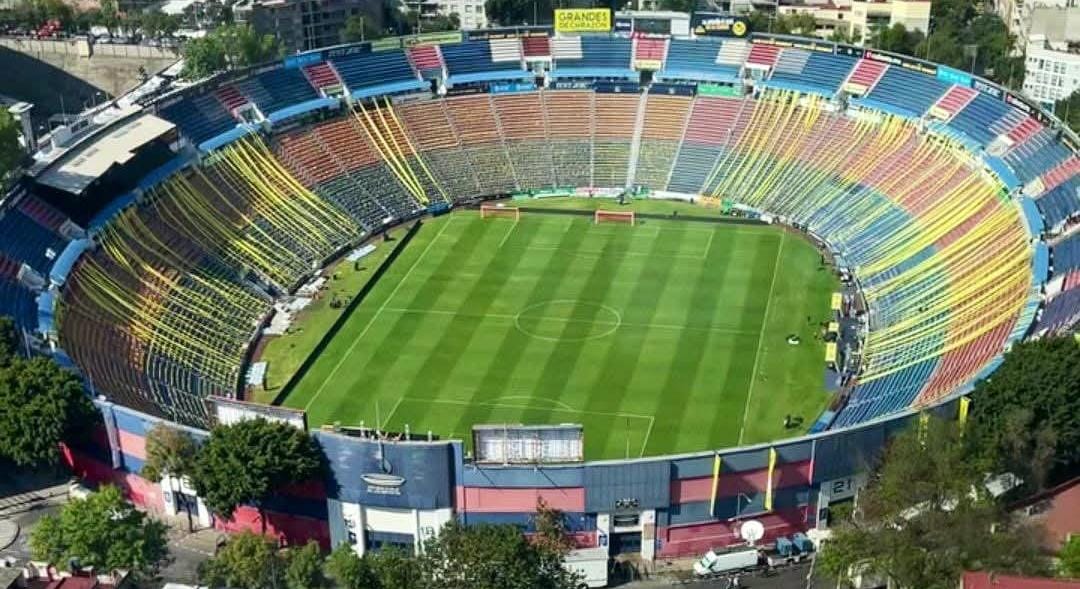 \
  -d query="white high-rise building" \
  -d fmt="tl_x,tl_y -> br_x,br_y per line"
1023,35 -> 1080,105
